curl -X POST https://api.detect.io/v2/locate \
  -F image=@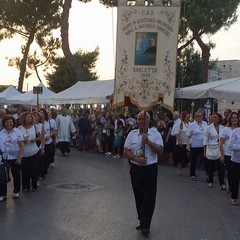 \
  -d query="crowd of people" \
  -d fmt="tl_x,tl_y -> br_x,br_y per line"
0,106 -> 240,210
